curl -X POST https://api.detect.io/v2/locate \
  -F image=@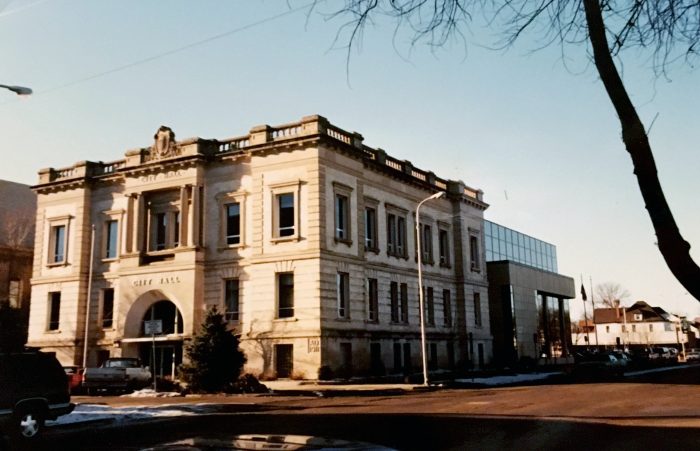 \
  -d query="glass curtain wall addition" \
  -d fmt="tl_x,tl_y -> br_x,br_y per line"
484,220 -> 558,272
547,296 -> 562,358
535,292 -> 546,358
534,291 -> 570,359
